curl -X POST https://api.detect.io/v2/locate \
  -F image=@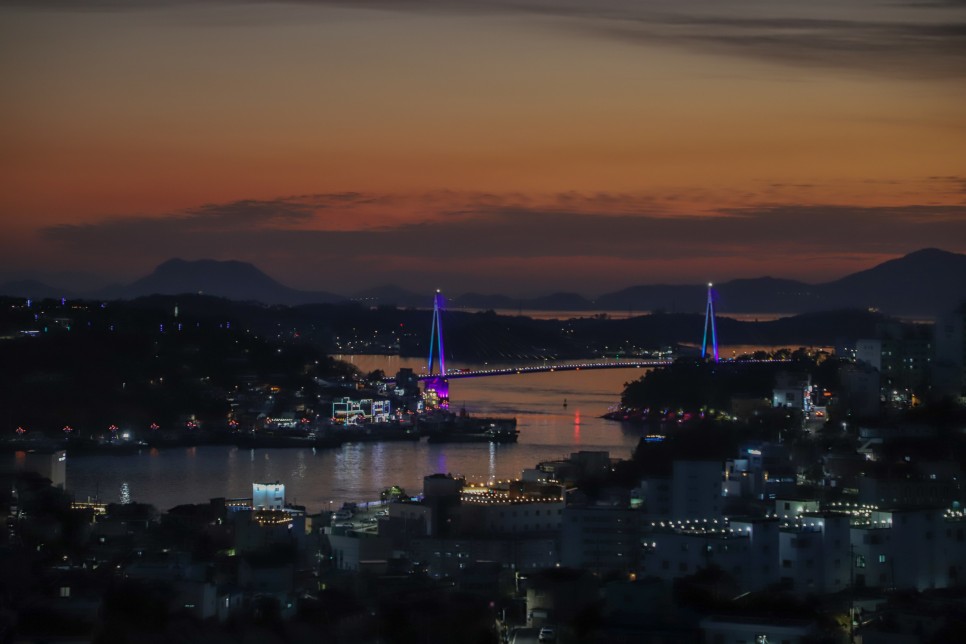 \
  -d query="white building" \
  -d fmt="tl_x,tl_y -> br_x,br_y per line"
728,517 -> 782,592
327,529 -> 393,572
849,516 -> 895,590
331,397 -> 392,424
856,338 -> 883,371
11,450 -> 67,489
778,512 -> 851,595
848,507 -> 966,591
561,505 -> 642,573
886,507 -> 966,591
772,371 -> 812,413
933,308 -> 966,399
474,501 -> 565,535
460,481 -> 565,535
671,460 -> 724,520
640,518 -> 779,593
252,482 -> 285,510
